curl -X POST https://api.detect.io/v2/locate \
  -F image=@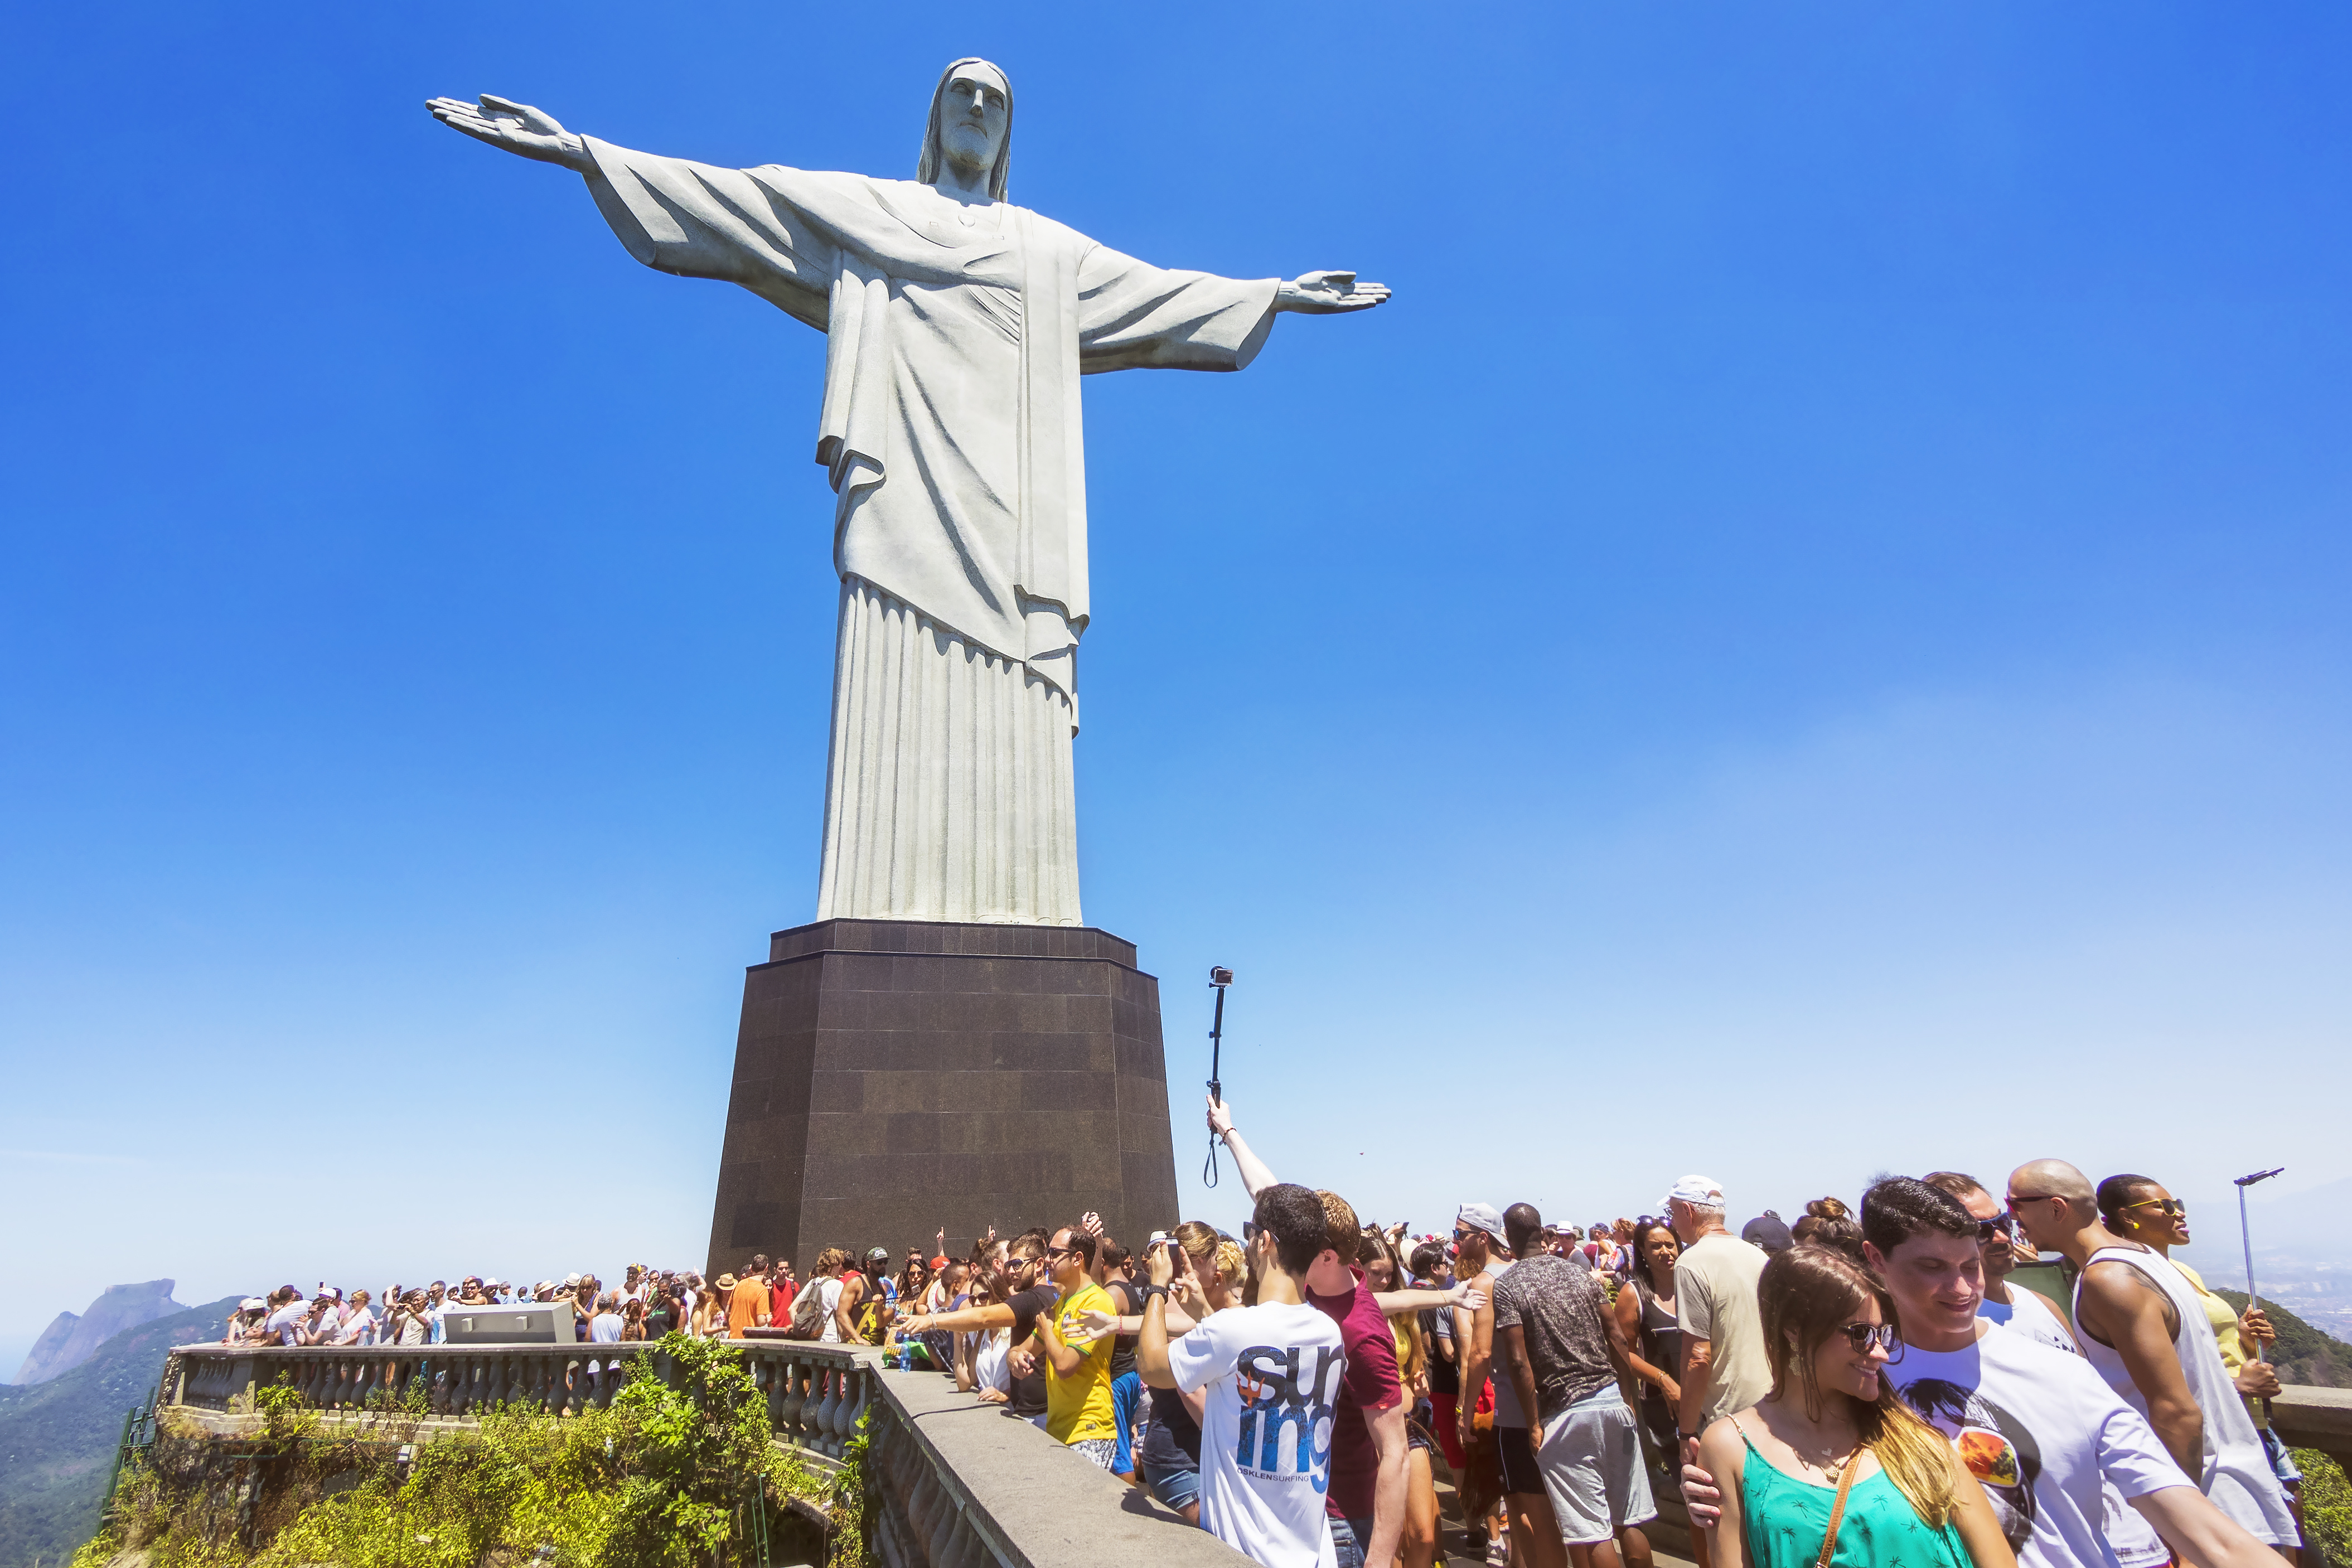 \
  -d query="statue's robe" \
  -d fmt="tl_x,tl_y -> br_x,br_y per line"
579,141 -> 1280,925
